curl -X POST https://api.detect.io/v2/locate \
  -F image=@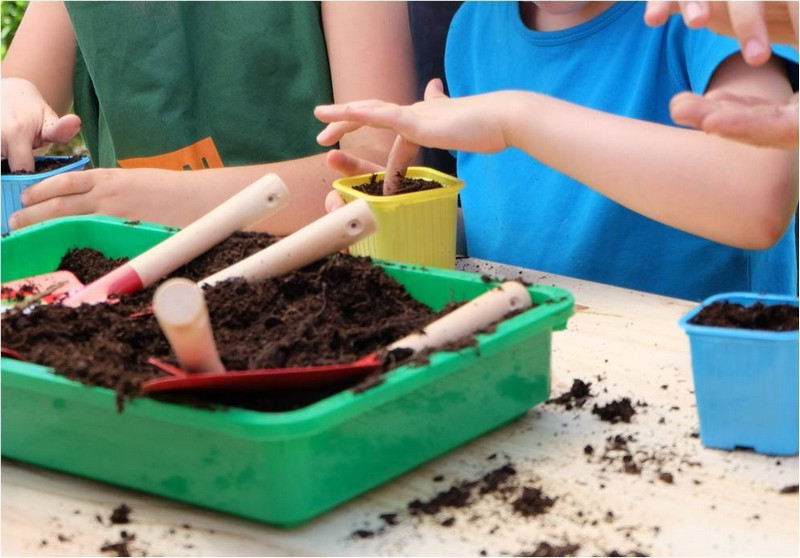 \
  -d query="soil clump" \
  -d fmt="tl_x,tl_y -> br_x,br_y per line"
592,398 -> 636,424
547,378 -> 593,409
